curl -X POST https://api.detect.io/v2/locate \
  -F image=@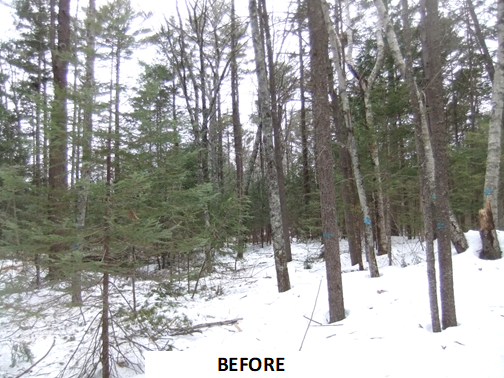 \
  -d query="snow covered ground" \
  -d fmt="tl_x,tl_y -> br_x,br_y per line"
0,230 -> 503,377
